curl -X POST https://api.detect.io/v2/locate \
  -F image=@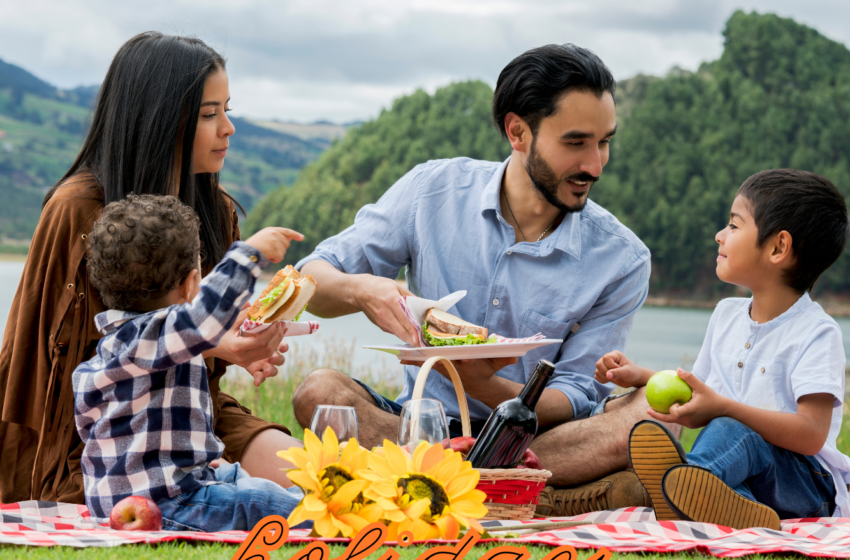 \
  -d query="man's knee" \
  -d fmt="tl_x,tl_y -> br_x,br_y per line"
292,369 -> 352,423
